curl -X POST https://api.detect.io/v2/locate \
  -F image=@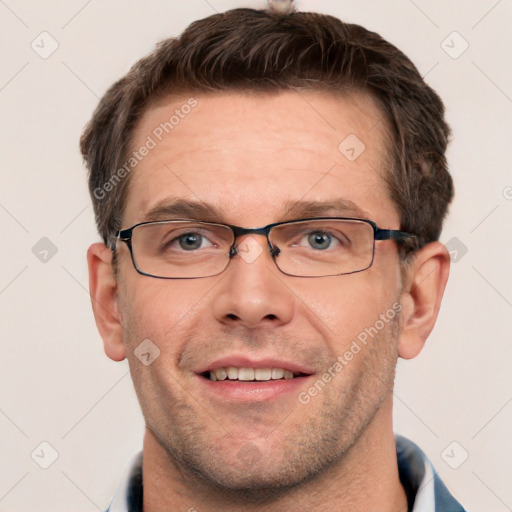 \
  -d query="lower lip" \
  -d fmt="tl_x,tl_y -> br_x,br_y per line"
196,375 -> 314,402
